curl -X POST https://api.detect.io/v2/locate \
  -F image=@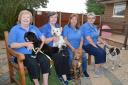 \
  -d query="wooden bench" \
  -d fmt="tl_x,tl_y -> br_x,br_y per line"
4,31 -> 27,85
88,54 -> 91,65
